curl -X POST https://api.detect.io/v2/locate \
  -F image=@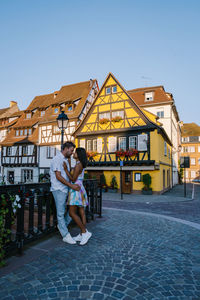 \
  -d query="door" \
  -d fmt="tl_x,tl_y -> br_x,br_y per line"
8,171 -> 14,184
122,171 -> 132,194
163,170 -> 165,190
